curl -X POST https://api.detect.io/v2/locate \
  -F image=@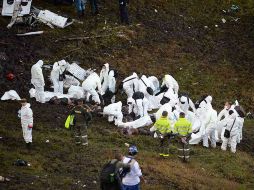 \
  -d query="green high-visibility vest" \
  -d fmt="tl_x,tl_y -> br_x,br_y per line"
65,115 -> 74,129
174,118 -> 192,136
